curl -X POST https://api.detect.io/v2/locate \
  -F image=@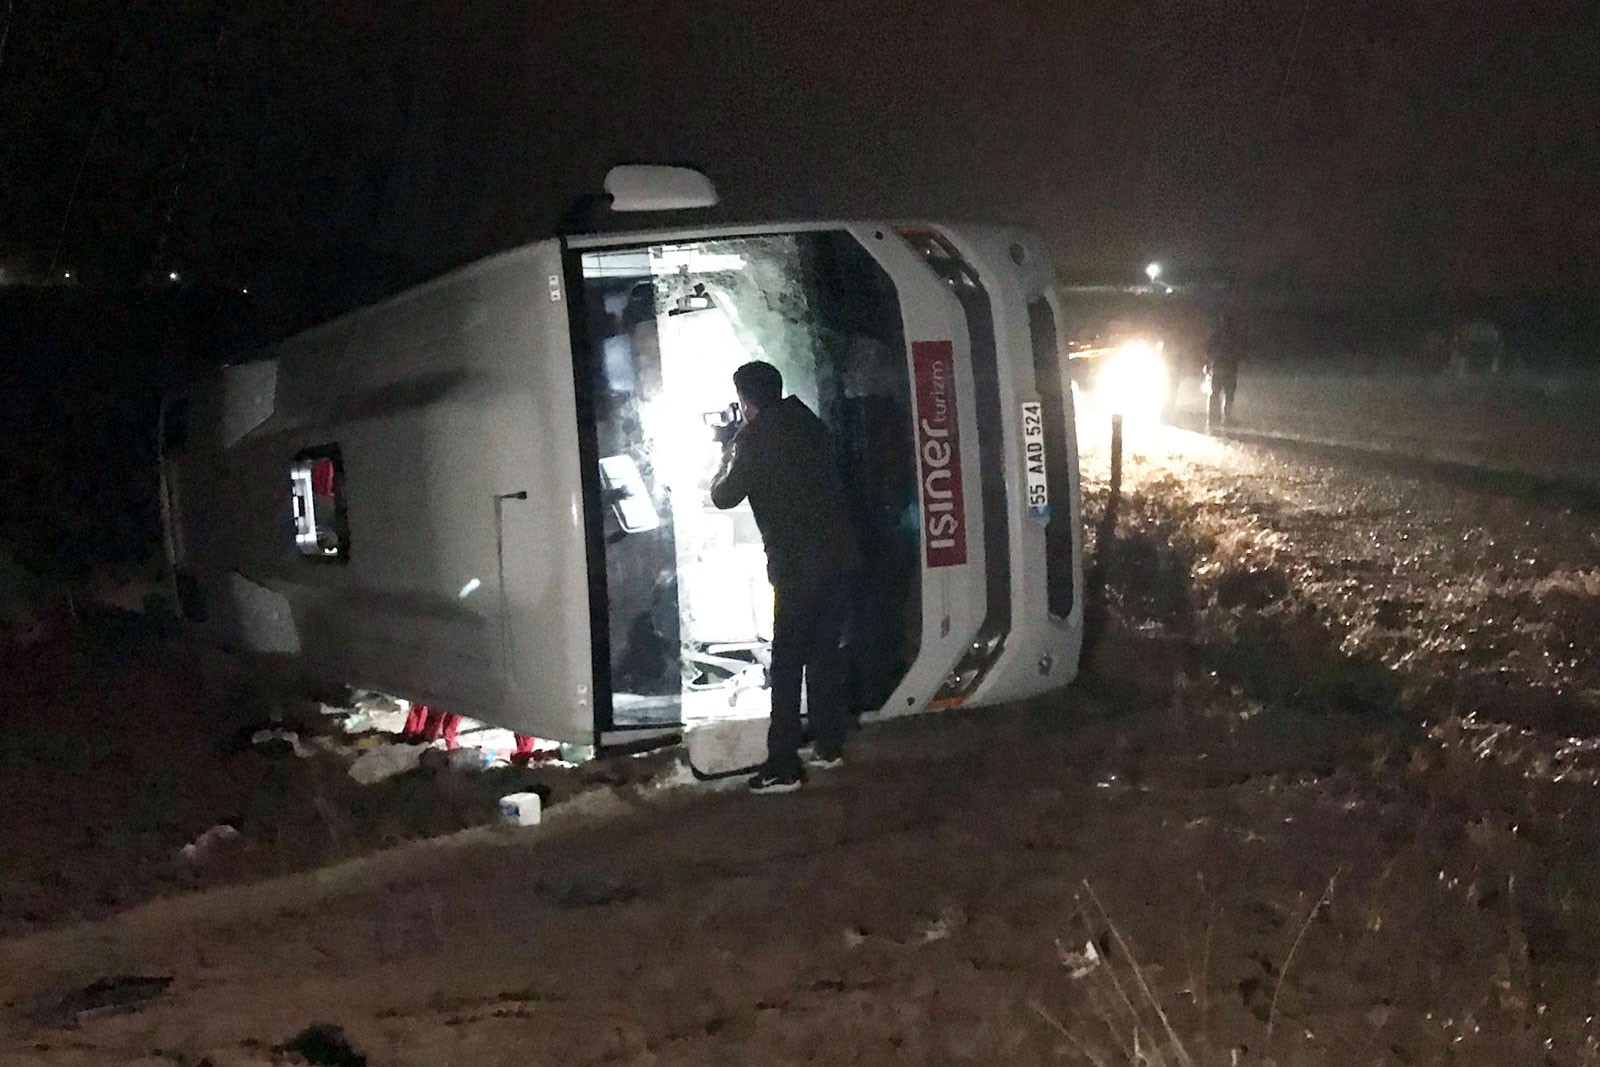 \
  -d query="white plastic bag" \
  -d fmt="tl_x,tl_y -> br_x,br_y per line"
178,824 -> 241,864
347,742 -> 427,784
